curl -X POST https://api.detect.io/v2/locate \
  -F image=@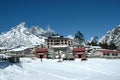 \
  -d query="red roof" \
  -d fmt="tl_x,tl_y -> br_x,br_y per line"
97,49 -> 120,53
36,48 -> 48,53
73,48 -> 85,52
